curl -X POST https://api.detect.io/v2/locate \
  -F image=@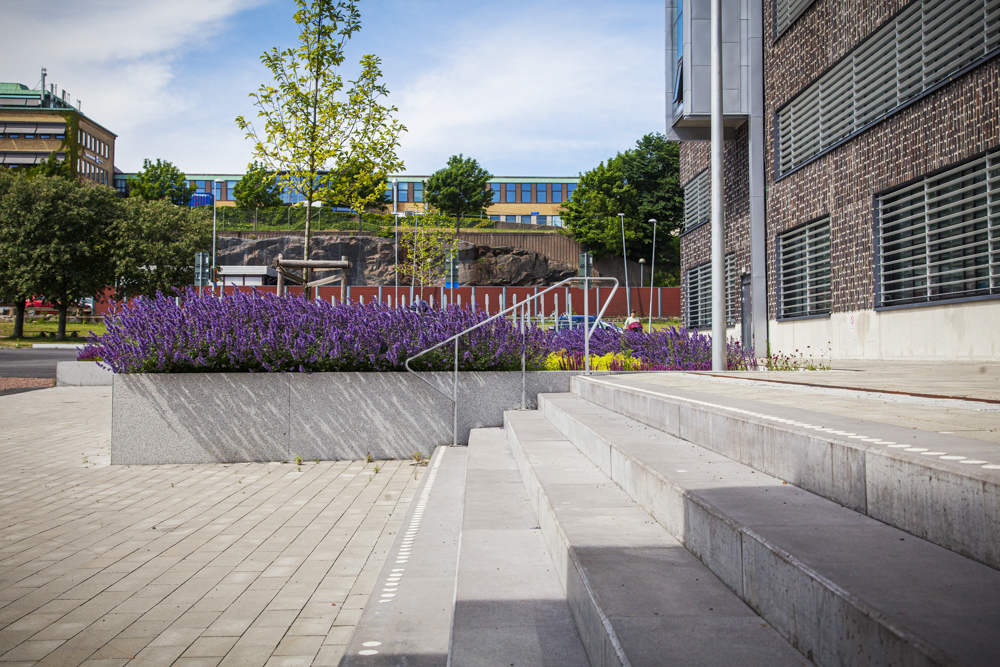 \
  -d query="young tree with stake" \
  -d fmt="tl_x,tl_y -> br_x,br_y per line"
236,0 -> 405,296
